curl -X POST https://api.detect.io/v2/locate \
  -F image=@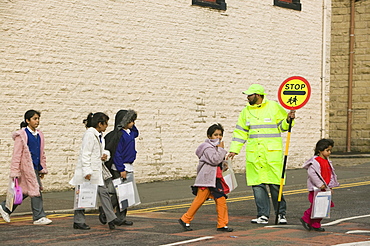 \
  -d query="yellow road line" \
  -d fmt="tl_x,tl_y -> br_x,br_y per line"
129,180 -> 370,214
1,180 -> 369,223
